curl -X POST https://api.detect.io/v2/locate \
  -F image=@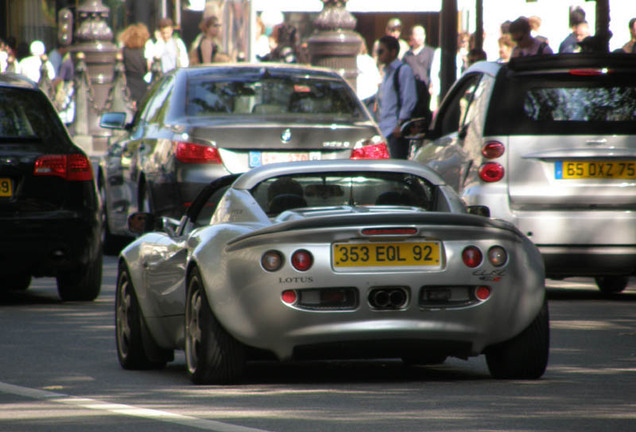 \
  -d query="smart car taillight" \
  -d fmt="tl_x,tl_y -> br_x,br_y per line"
291,249 -> 313,271
350,136 -> 390,160
33,154 -> 93,181
481,141 -> 505,159
479,162 -> 504,182
175,141 -> 221,164
462,246 -> 483,268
